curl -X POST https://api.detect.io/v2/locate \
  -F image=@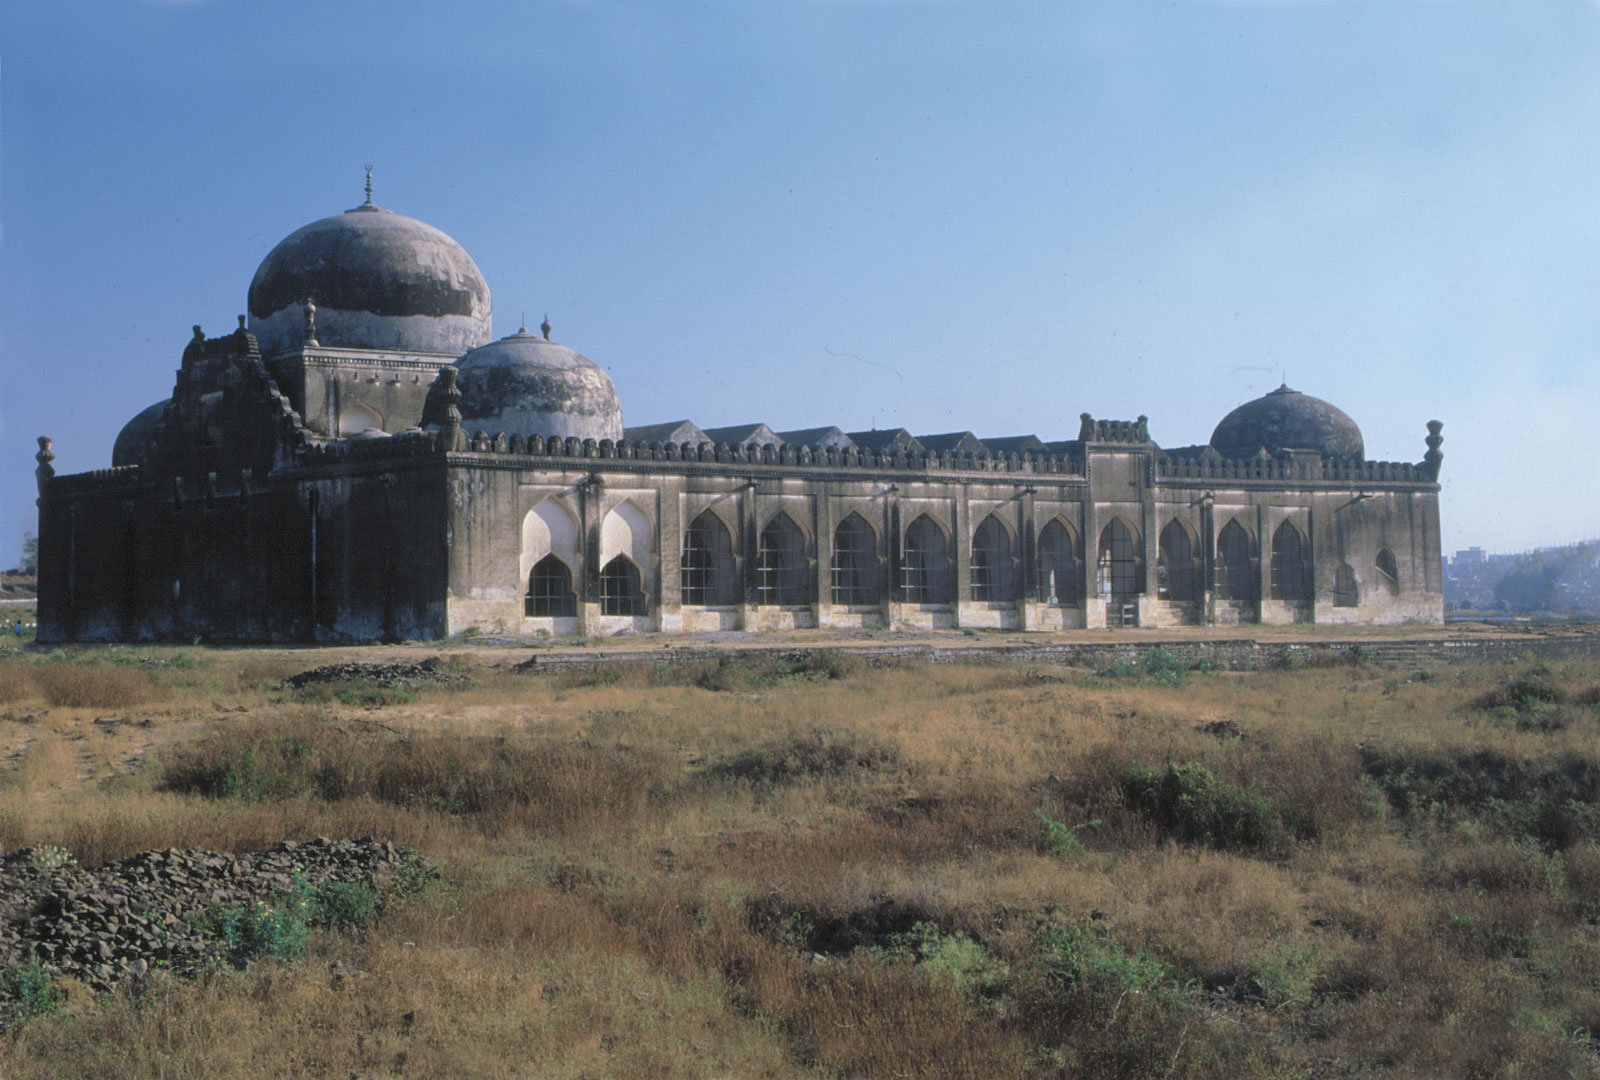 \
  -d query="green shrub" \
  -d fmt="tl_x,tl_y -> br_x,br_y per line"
1117,761 -> 1297,852
1036,812 -> 1100,857
163,738 -> 312,801
313,881 -> 380,931
1030,915 -> 1173,996
206,877 -> 312,967
0,961 -> 61,1019
1142,647 -> 1189,686
1252,942 -> 1323,1007
707,729 -> 901,786
884,921 -> 1010,1004
1361,747 -> 1600,848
